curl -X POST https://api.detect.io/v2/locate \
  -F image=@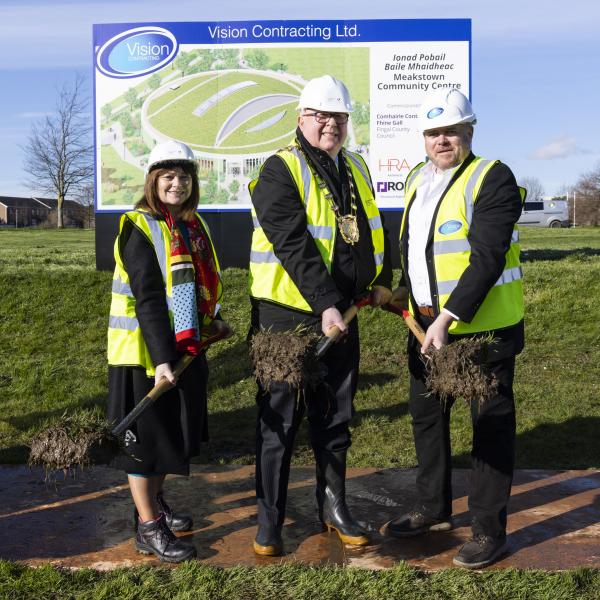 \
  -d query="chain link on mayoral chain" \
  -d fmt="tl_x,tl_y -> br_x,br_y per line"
294,144 -> 360,245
